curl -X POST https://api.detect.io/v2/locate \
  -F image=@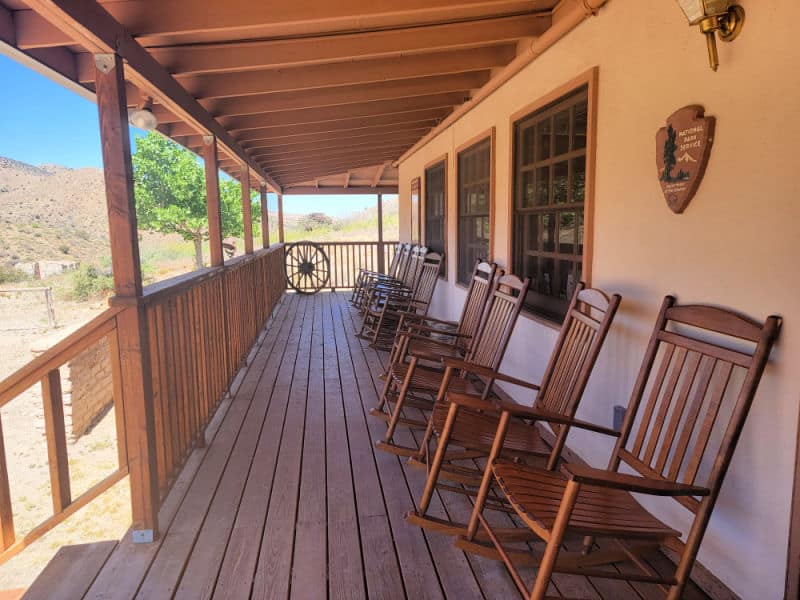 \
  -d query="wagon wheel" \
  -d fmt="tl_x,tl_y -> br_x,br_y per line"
284,241 -> 330,294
